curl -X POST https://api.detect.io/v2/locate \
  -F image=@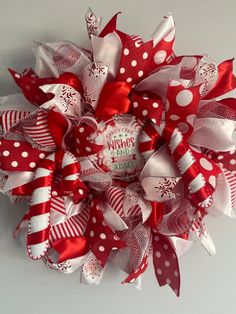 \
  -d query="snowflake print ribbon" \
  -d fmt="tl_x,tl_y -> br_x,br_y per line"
0,8 -> 236,296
